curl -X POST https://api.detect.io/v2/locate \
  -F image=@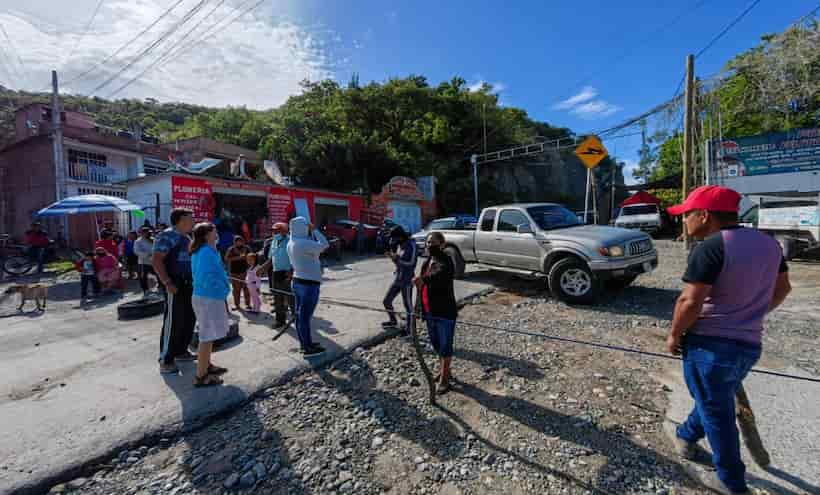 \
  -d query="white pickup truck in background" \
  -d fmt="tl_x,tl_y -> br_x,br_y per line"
740,195 -> 820,260
613,203 -> 669,236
